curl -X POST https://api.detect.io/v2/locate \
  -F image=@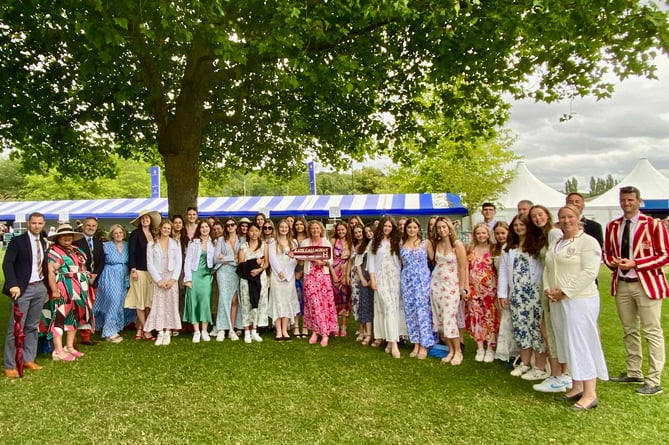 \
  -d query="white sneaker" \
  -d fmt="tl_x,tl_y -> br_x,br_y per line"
162,332 -> 171,346
510,364 -> 531,377
475,349 -> 485,362
155,332 -> 165,346
561,374 -> 573,390
192,331 -> 201,343
216,331 -> 226,342
210,326 -> 219,336
483,350 -> 495,363
201,331 -> 211,342
229,330 -> 239,341
521,366 -> 550,381
251,332 -> 263,342
532,376 -> 567,393
244,331 -> 252,344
